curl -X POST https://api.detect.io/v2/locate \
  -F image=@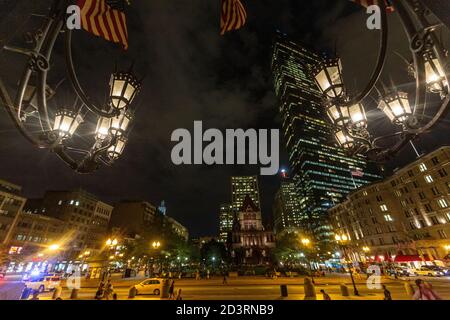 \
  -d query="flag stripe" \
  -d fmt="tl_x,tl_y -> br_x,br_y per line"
77,0 -> 129,50
220,0 -> 247,35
